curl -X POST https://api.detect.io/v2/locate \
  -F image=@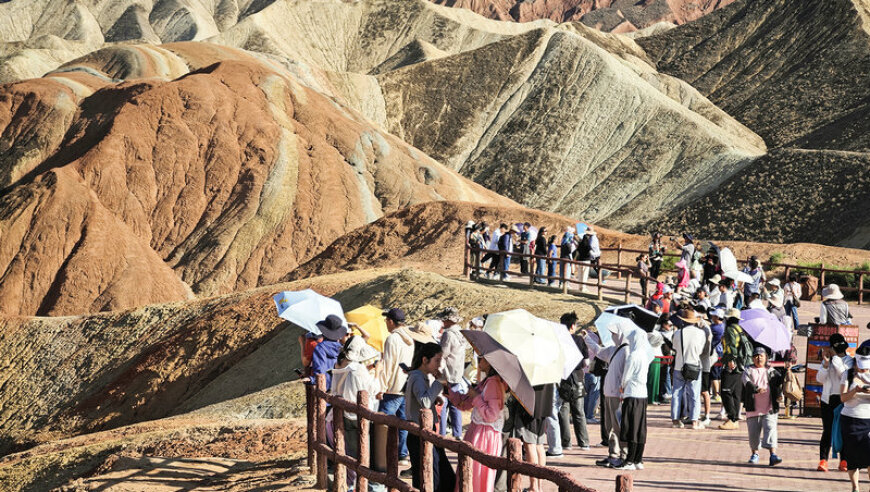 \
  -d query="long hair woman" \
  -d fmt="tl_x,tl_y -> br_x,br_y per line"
840,344 -> 870,492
